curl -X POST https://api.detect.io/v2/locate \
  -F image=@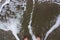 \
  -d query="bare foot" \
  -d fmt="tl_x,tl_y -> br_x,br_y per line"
24,36 -> 41,40
36,37 -> 40,40
24,37 -> 28,40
